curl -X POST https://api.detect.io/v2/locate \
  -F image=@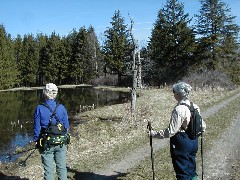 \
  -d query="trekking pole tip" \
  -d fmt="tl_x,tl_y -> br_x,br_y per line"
19,160 -> 26,167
